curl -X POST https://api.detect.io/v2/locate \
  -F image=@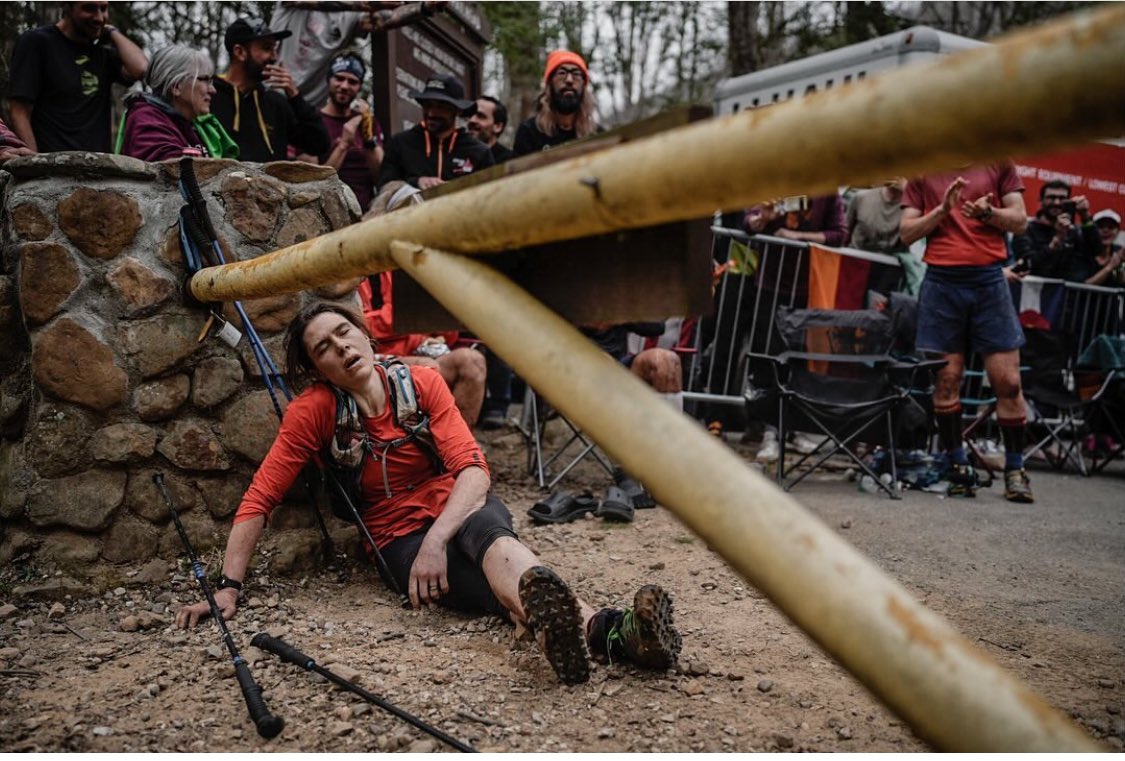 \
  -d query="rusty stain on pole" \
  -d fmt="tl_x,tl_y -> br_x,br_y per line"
191,5 -> 1125,302
387,240 -> 1100,752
